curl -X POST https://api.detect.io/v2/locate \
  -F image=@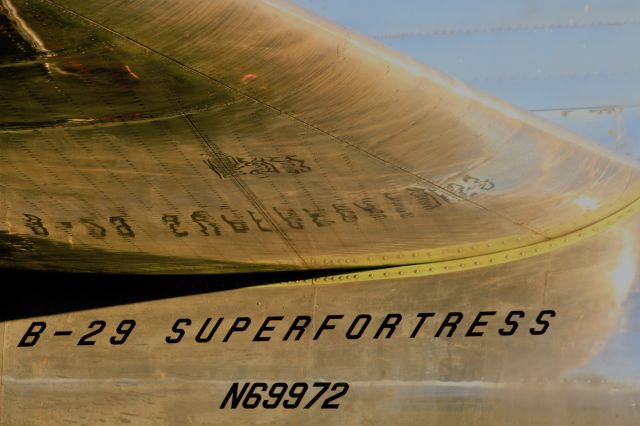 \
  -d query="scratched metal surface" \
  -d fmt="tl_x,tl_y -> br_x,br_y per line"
0,0 -> 639,274
1,214 -> 638,425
